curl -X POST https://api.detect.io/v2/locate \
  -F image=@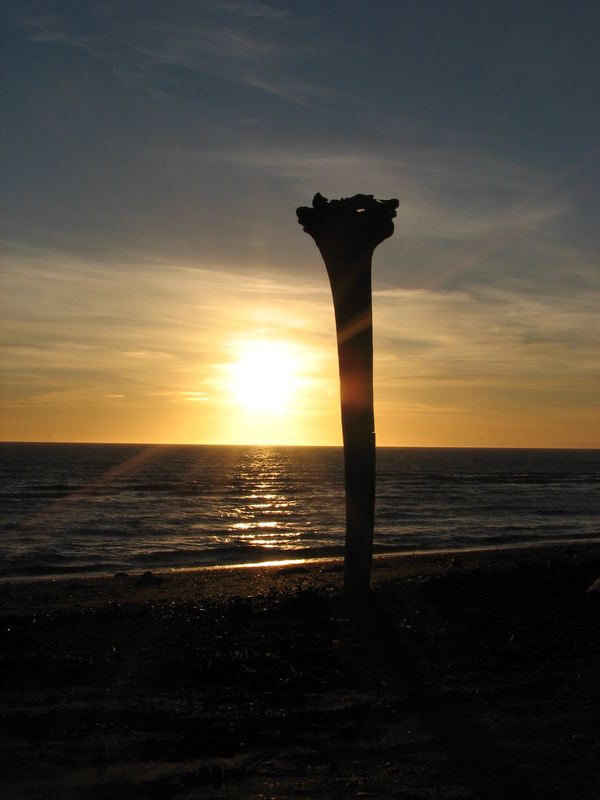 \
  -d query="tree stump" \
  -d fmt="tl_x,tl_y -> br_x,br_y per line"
297,193 -> 398,603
